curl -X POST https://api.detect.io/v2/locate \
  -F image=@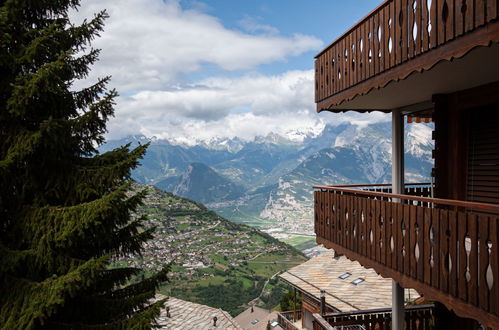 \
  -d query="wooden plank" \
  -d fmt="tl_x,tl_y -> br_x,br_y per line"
457,212 -> 468,302
432,208 -> 440,289
404,204 -> 411,276
356,27 -> 361,84
389,0 -> 396,67
437,0 -> 446,45
417,205 -> 425,282
346,33 -> 352,89
383,5 -> 390,70
421,0 -> 430,51
440,209 -> 450,294
381,200 -> 387,265
491,215 -> 499,315
486,0 -> 498,21
374,11 -> 380,75
414,0 -> 422,55
449,210 -> 458,297
386,200 -> 393,268
410,204 -> 418,279
455,0 -> 464,36
397,202 -> 404,272
408,0 -> 415,58
334,192 -> 339,244
469,213 -> 478,306
362,20 -> 368,81
323,52 -> 328,98
476,0 -> 486,26
348,194 -> 353,251
367,198 -> 373,259
314,59 -> 319,102
379,8 -> 386,73
465,0 -> 475,32
424,206 -> 432,285
319,56 -> 326,100
394,0 -> 402,64
375,198 -> 380,262
369,16 -> 375,77
478,214 -> 489,311
445,0 -> 455,42
429,0 -> 438,48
